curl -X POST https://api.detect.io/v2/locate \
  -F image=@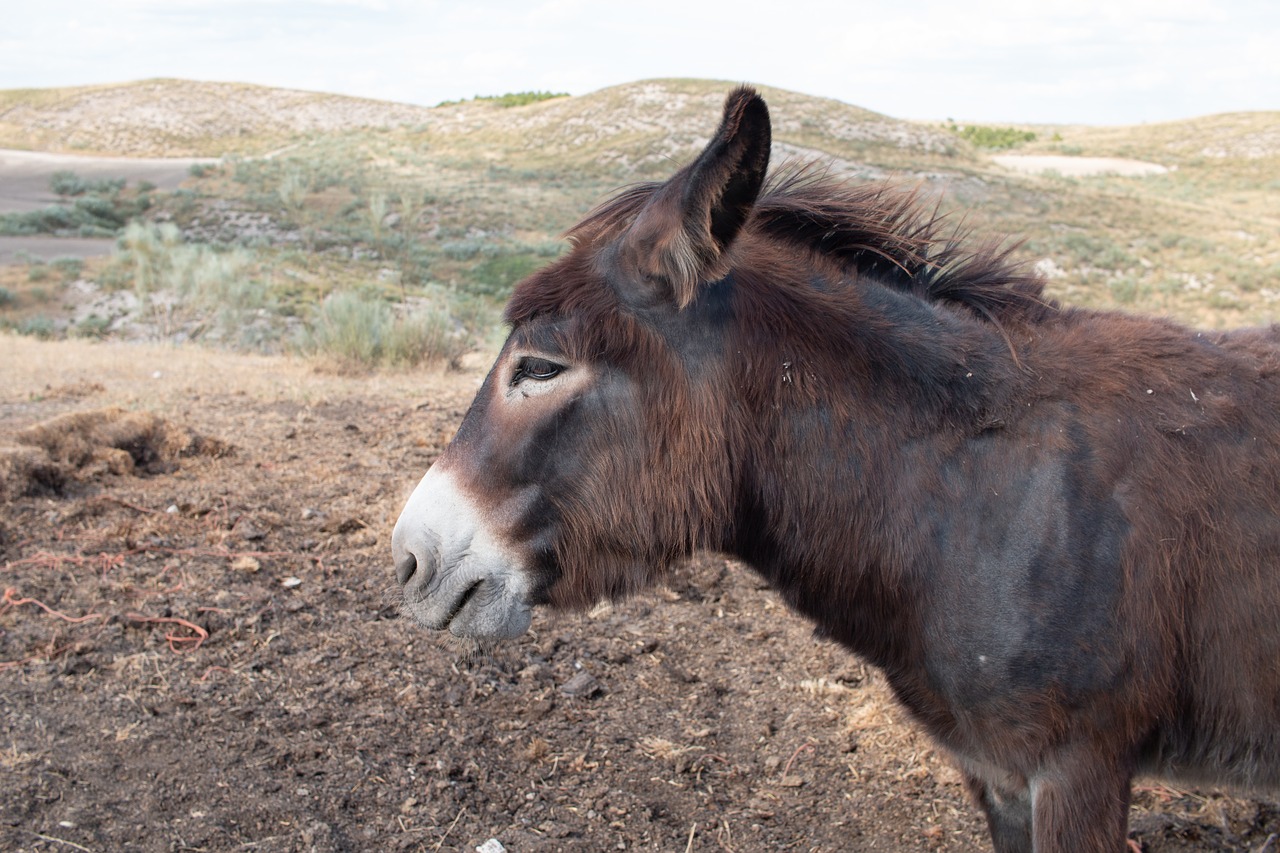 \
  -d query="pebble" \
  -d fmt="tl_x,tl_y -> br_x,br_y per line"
559,671 -> 602,697
476,840 -> 506,853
